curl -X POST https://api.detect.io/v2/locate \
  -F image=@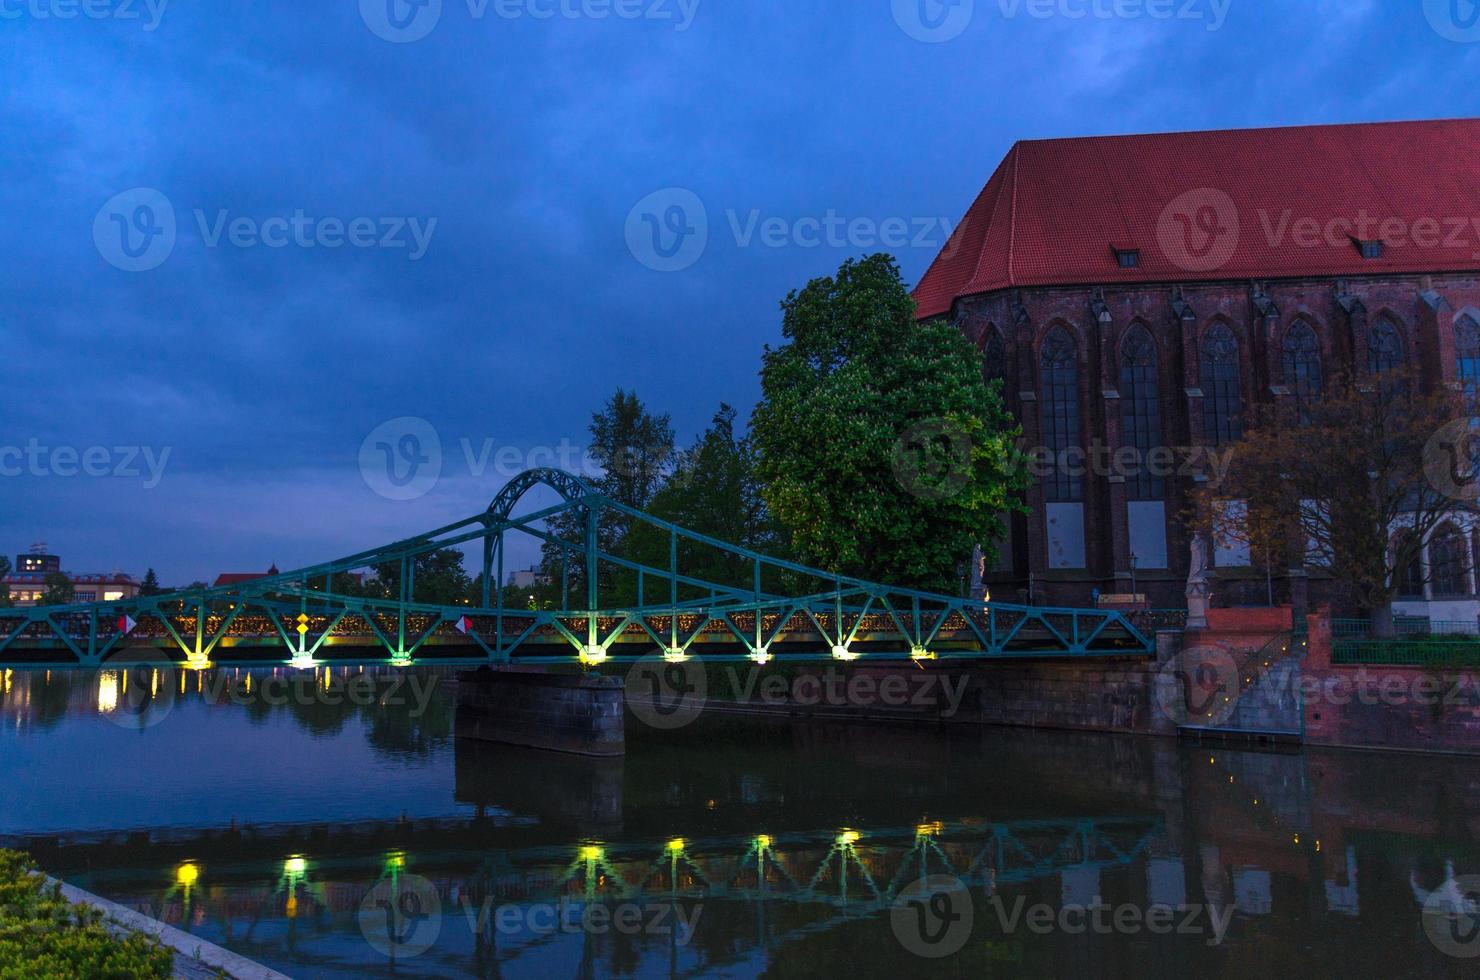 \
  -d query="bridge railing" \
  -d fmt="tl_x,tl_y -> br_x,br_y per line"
0,469 -> 1153,667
